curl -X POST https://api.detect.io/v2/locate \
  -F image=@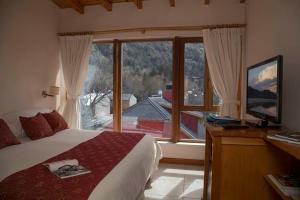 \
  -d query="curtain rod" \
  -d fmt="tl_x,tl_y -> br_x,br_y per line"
57,24 -> 246,36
